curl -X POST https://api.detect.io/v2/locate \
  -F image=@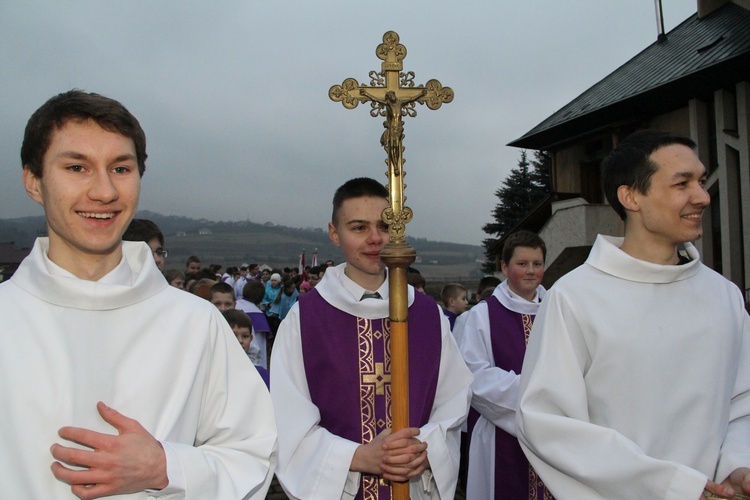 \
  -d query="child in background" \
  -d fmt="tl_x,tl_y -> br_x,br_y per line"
407,269 -> 426,293
163,269 -> 185,290
441,283 -> 468,330
456,230 -> 550,499
208,282 -> 236,312
222,309 -> 270,389
236,281 -> 273,370
272,278 -> 299,321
